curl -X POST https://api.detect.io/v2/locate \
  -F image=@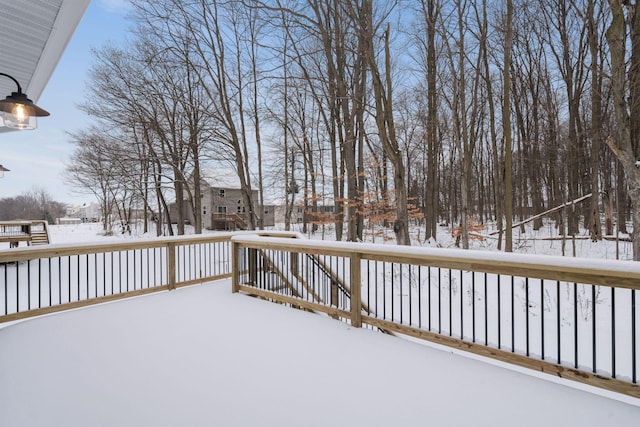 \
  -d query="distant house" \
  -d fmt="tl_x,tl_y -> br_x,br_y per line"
56,217 -> 82,225
66,203 -> 102,223
274,202 -> 335,224
186,169 -> 275,230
